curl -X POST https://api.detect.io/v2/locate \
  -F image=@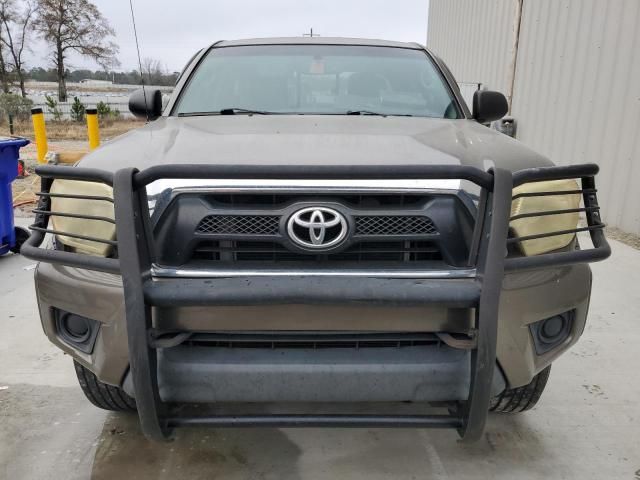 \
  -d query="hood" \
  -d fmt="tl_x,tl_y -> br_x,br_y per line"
80,115 -> 552,173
